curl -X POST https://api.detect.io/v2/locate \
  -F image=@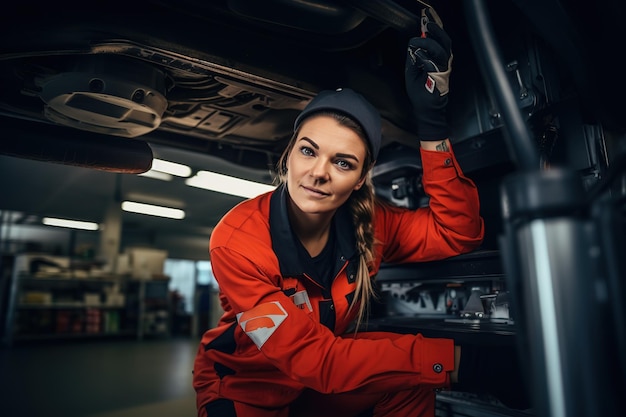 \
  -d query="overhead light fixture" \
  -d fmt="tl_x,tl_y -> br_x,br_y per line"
138,170 -> 173,181
138,158 -> 191,181
185,171 -> 276,199
121,201 -> 185,219
151,158 -> 192,177
43,217 -> 99,231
